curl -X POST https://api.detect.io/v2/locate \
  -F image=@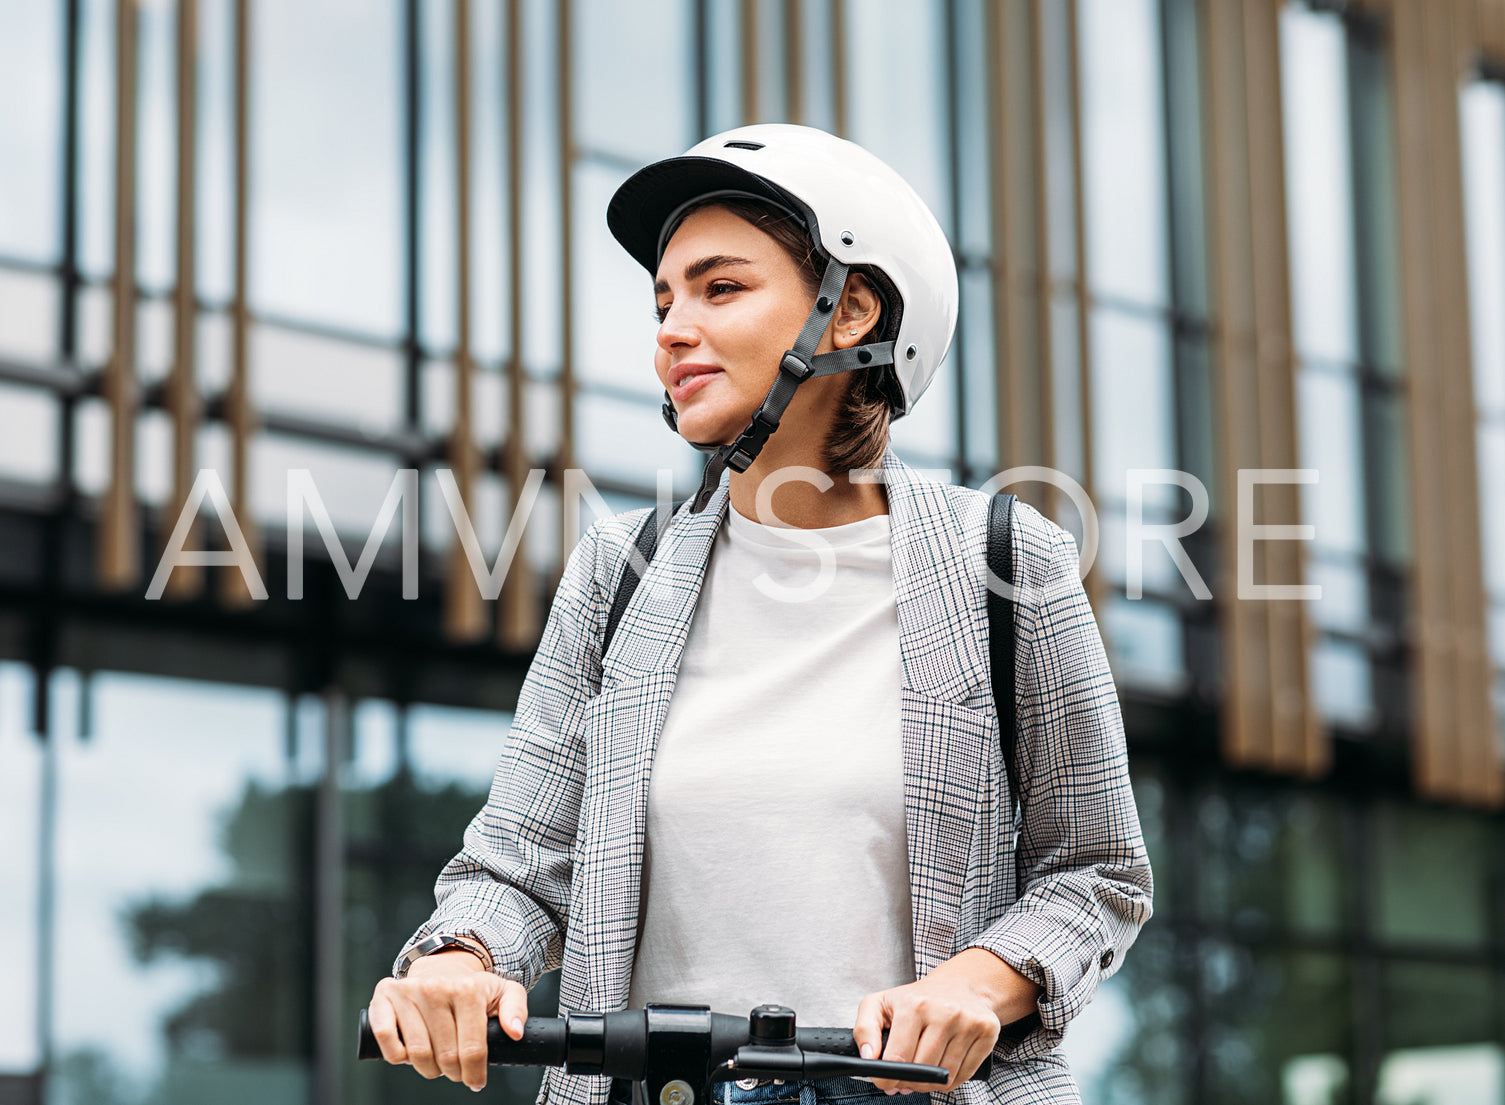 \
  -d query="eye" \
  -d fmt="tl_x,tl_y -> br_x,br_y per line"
654,302 -> 670,324
706,280 -> 741,298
